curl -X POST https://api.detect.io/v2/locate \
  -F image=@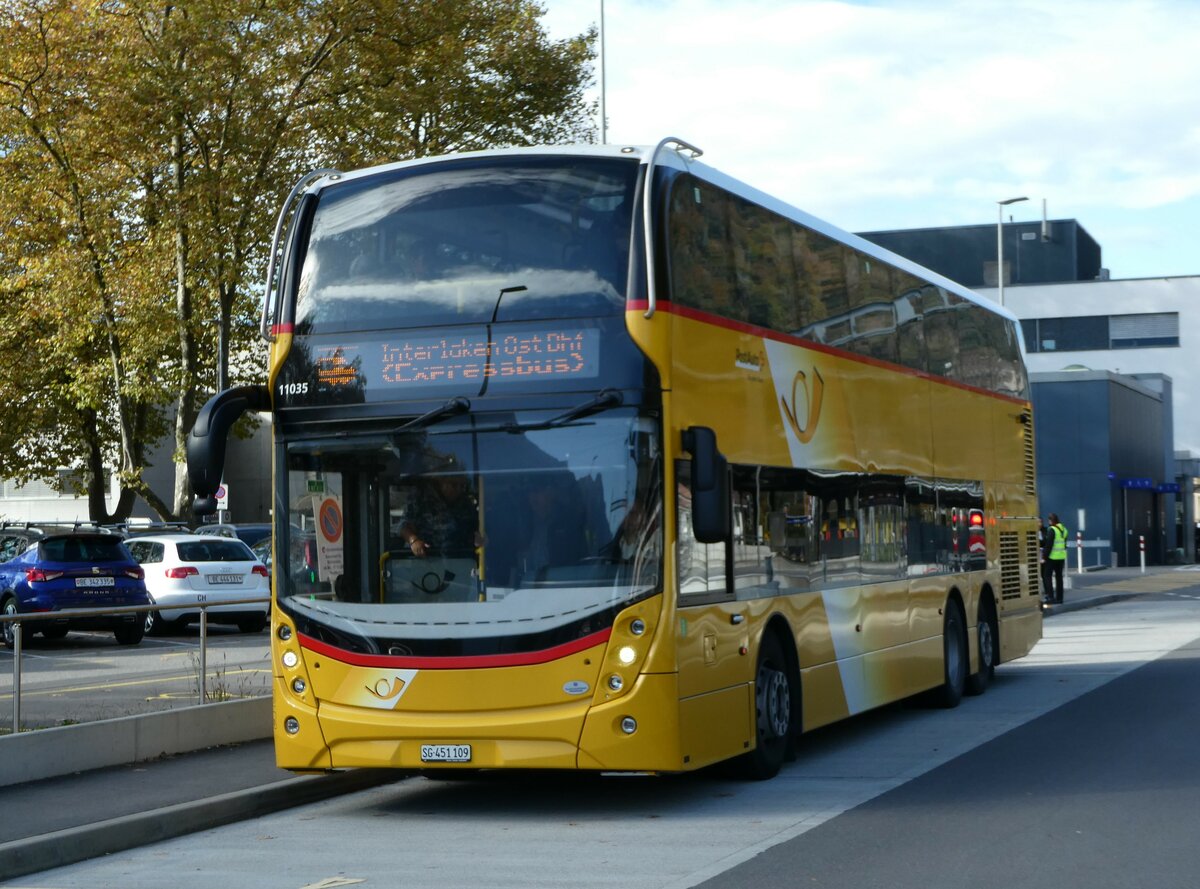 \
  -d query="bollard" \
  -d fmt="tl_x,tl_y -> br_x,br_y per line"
199,608 -> 209,704
11,620 -> 21,735
1140,535 -> 1146,573
1076,531 -> 1083,574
